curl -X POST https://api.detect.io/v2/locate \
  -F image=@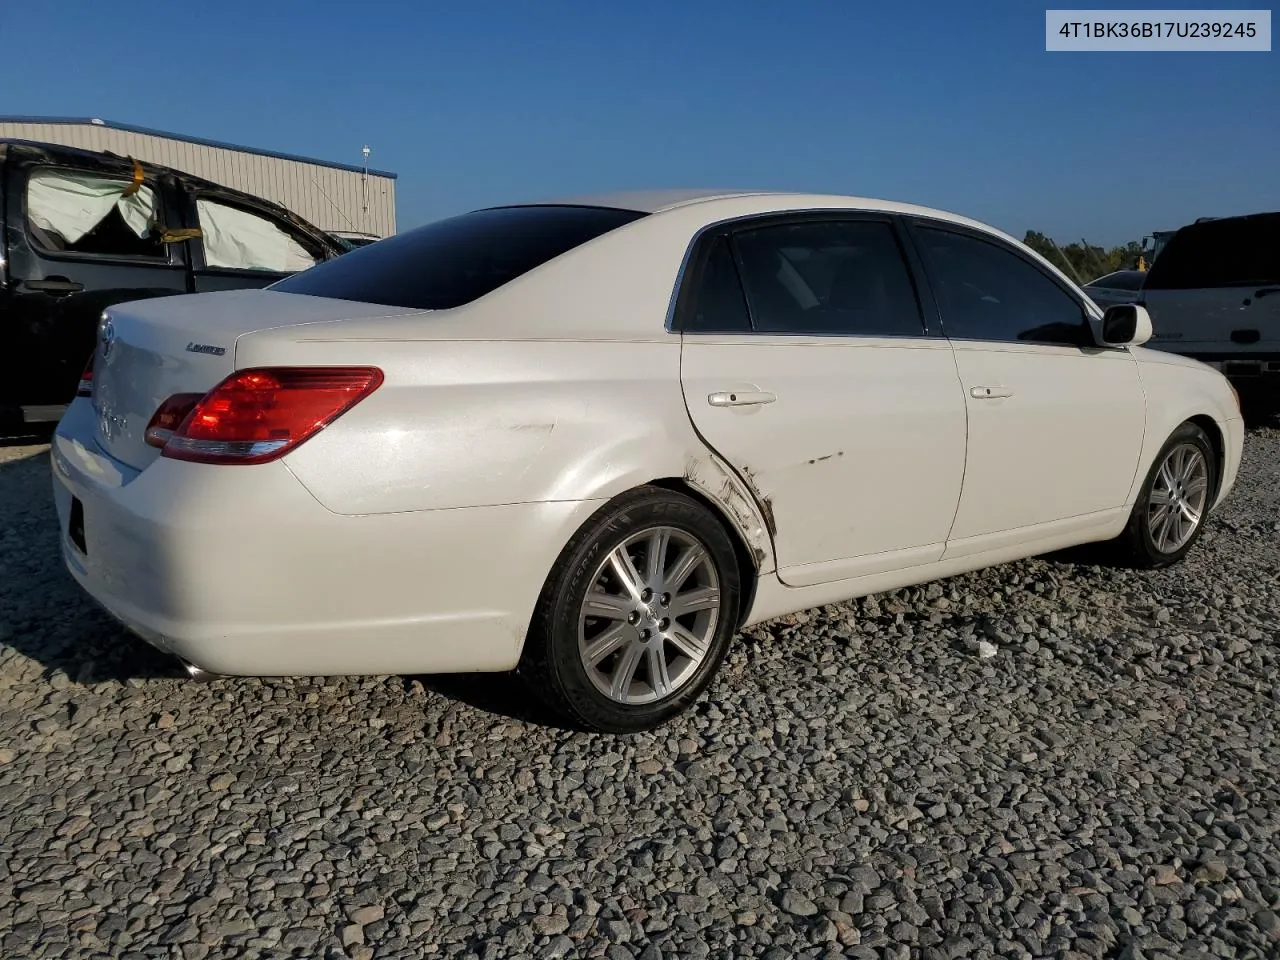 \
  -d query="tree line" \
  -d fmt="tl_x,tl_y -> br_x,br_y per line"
1022,231 -> 1146,283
